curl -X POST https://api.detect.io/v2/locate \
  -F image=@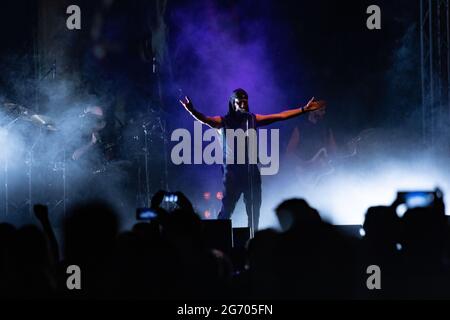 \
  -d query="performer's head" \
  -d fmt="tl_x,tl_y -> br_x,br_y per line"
82,105 -> 106,131
228,88 -> 249,115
